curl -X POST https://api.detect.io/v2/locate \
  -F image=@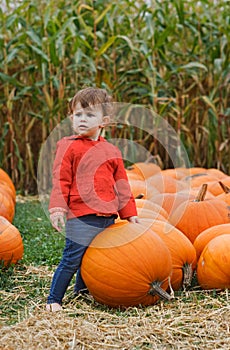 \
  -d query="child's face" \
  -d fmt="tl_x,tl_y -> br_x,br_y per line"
71,103 -> 106,140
